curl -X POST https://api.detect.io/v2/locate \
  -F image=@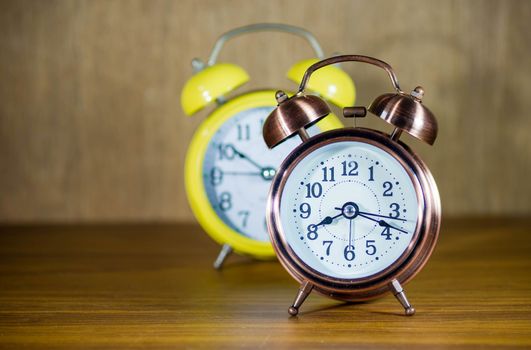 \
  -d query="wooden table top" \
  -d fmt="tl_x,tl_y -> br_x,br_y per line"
1,218 -> 530,349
